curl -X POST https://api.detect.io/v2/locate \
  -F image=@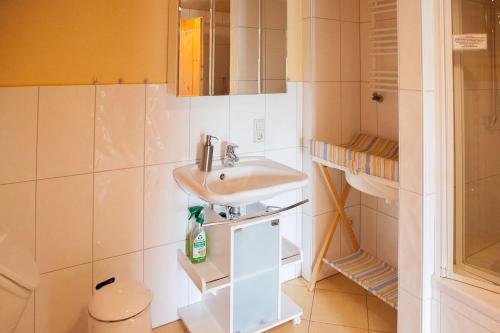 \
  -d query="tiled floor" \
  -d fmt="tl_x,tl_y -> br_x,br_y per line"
154,275 -> 397,333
